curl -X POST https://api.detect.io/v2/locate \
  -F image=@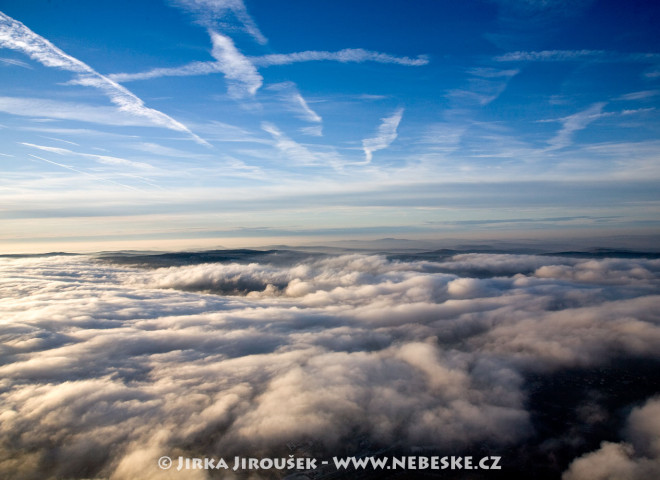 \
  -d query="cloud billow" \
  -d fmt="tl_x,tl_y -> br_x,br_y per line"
0,251 -> 659,478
